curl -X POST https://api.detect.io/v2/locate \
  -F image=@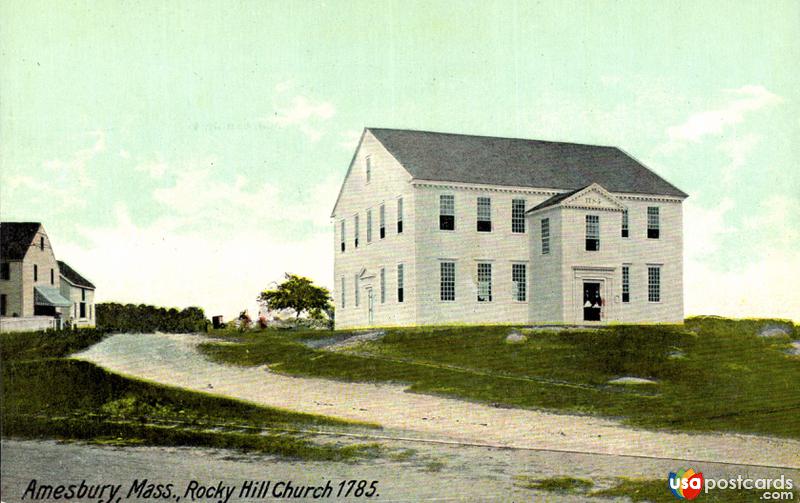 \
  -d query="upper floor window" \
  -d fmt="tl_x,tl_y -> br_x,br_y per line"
477,197 -> 492,232
477,263 -> 492,302
1,262 -> 9,280
512,199 -> 526,233
40,237 -> 44,250
440,195 -> 455,231
340,220 -> 346,252
440,262 -> 455,301
648,265 -> 661,302
50,269 -> 54,285
367,209 -> 373,243
33,264 -> 38,282
397,197 -> 404,234
354,214 -> 359,248
365,156 -> 372,183
647,207 -> 660,239
82,288 -> 86,301
621,210 -> 629,238
380,267 -> 386,303
541,218 -> 550,255
397,264 -> 404,303
512,263 -> 527,302
379,204 -> 386,239
585,215 -> 600,251
622,265 -> 630,303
